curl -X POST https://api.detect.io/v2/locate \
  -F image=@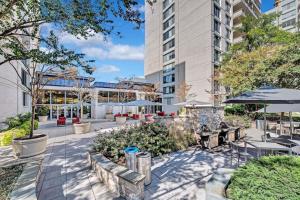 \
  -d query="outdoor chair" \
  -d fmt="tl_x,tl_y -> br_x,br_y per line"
57,116 -> 66,126
291,146 -> 300,155
229,142 -> 251,167
261,132 -> 279,142
132,114 -> 140,120
157,112 -> 165,116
